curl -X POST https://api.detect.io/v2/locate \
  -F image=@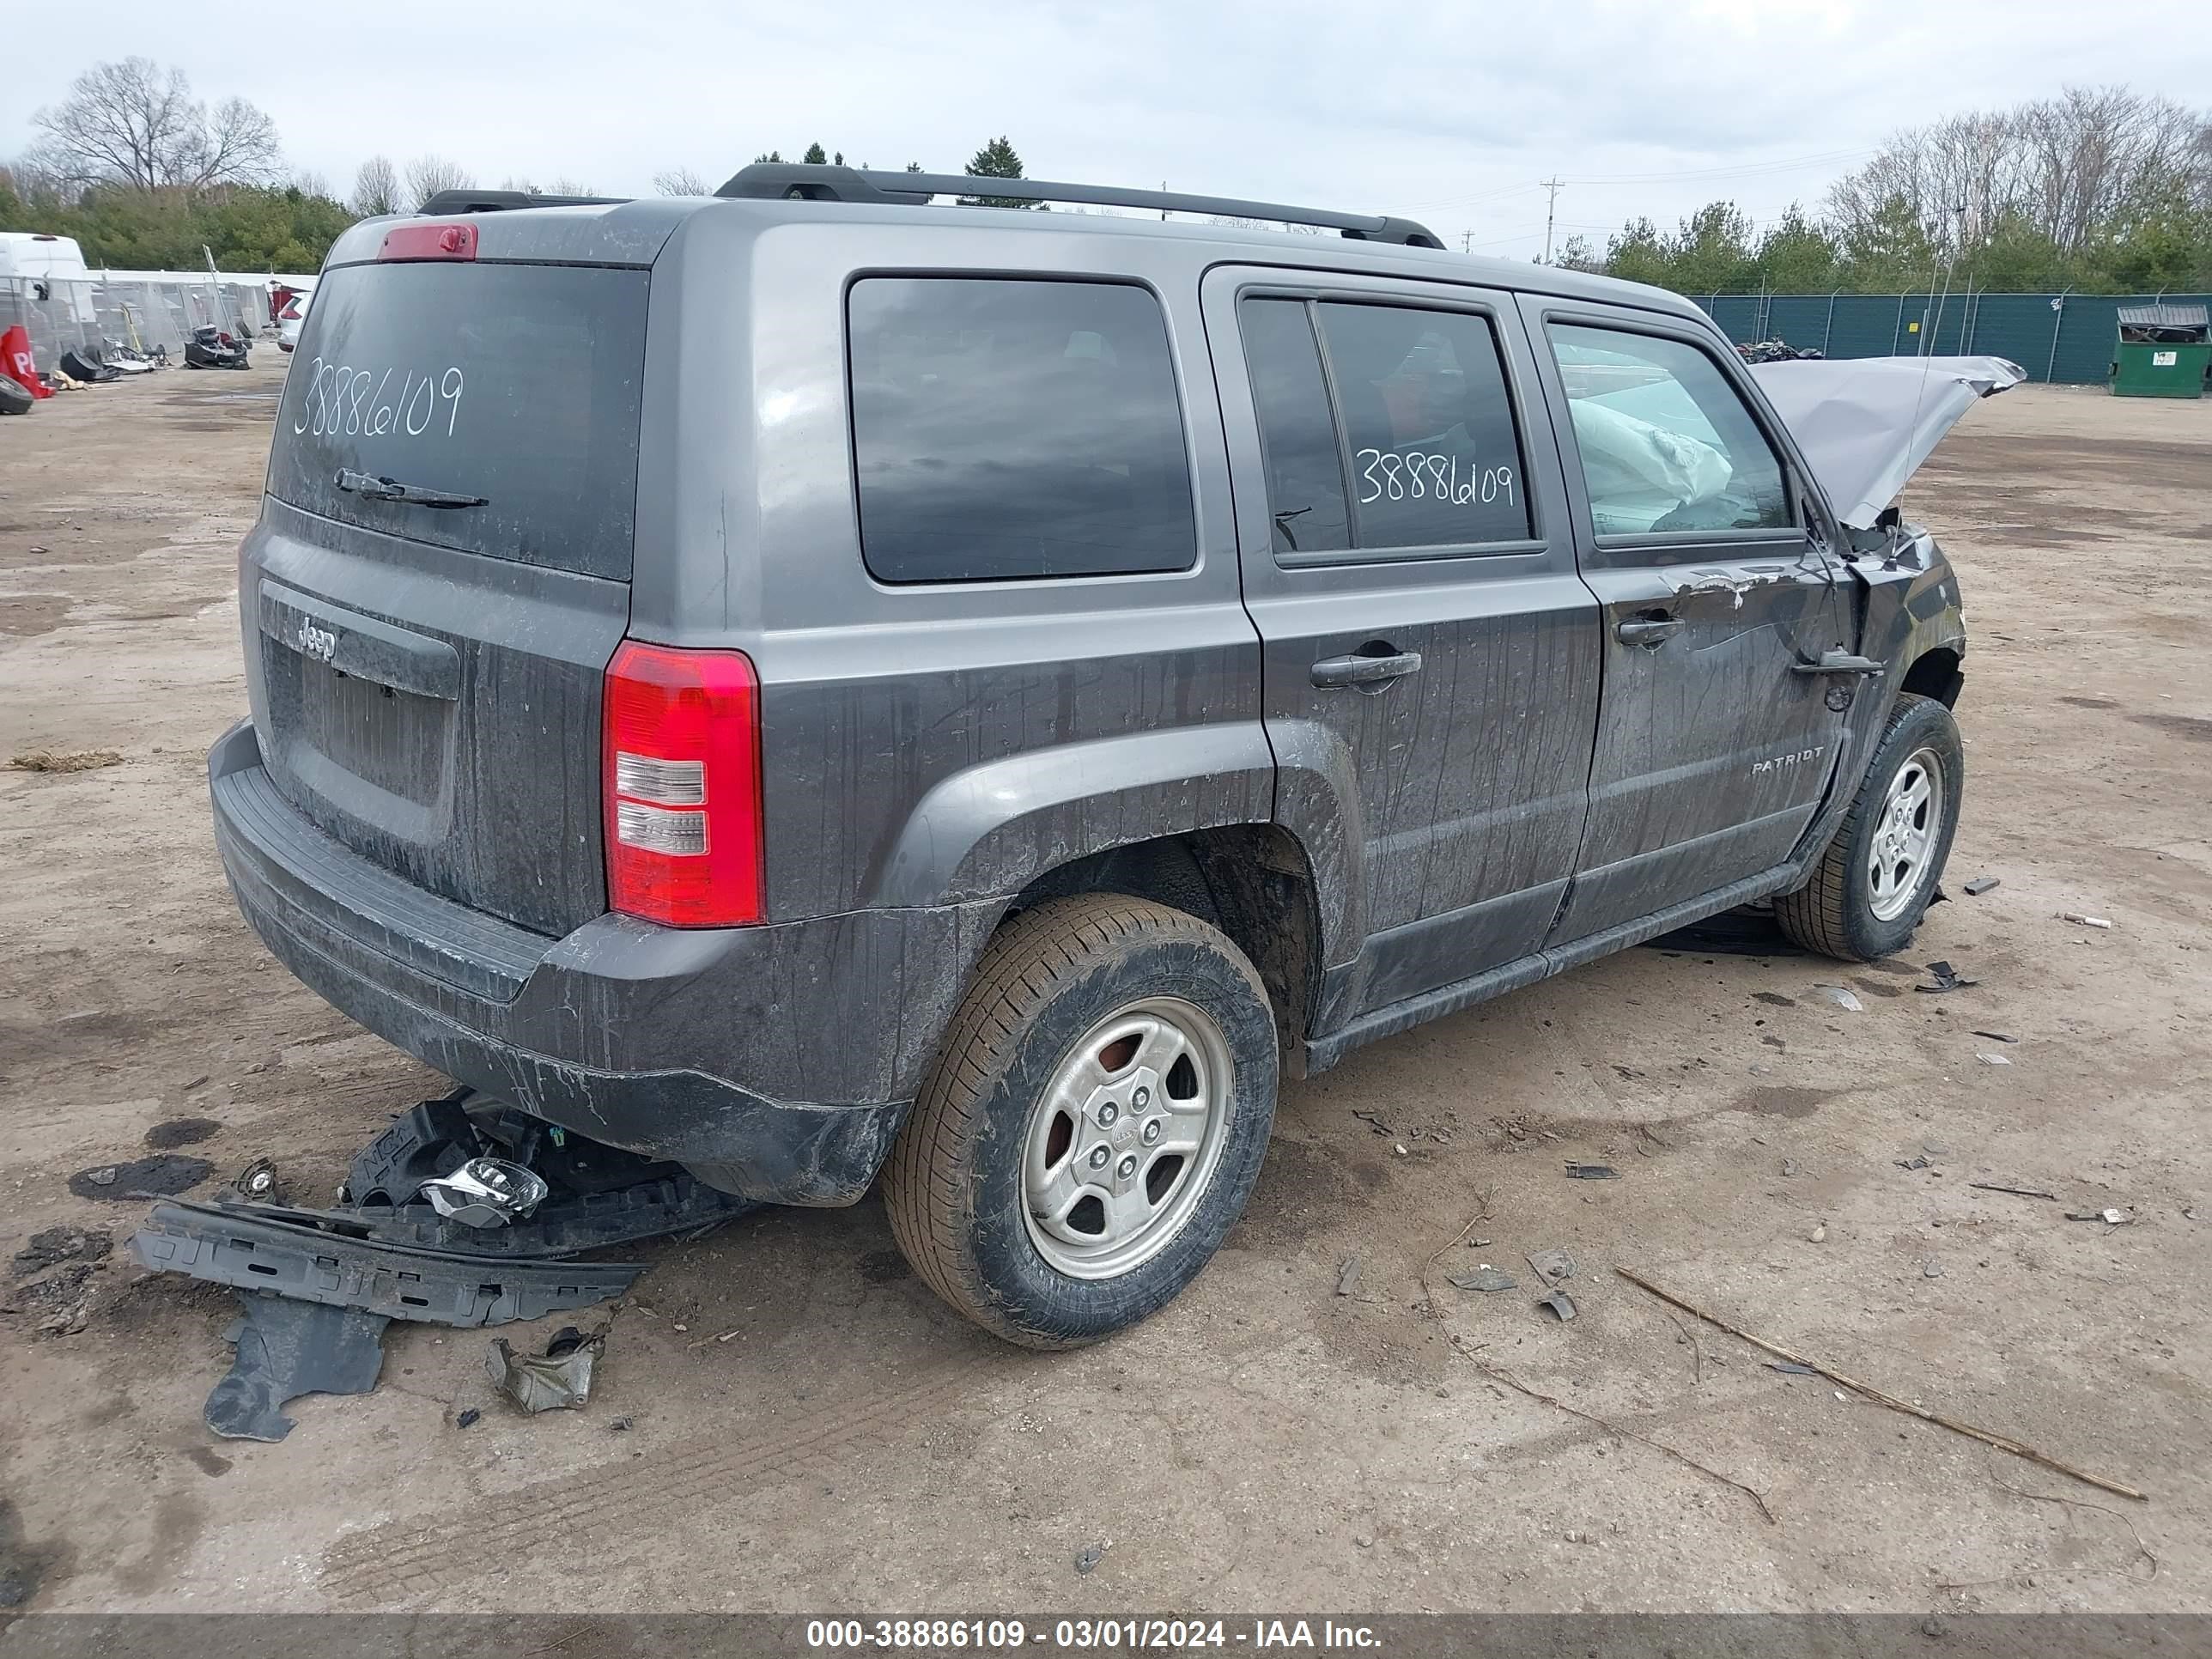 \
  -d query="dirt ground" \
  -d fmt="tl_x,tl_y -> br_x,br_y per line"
0,359 -> 2207,1617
